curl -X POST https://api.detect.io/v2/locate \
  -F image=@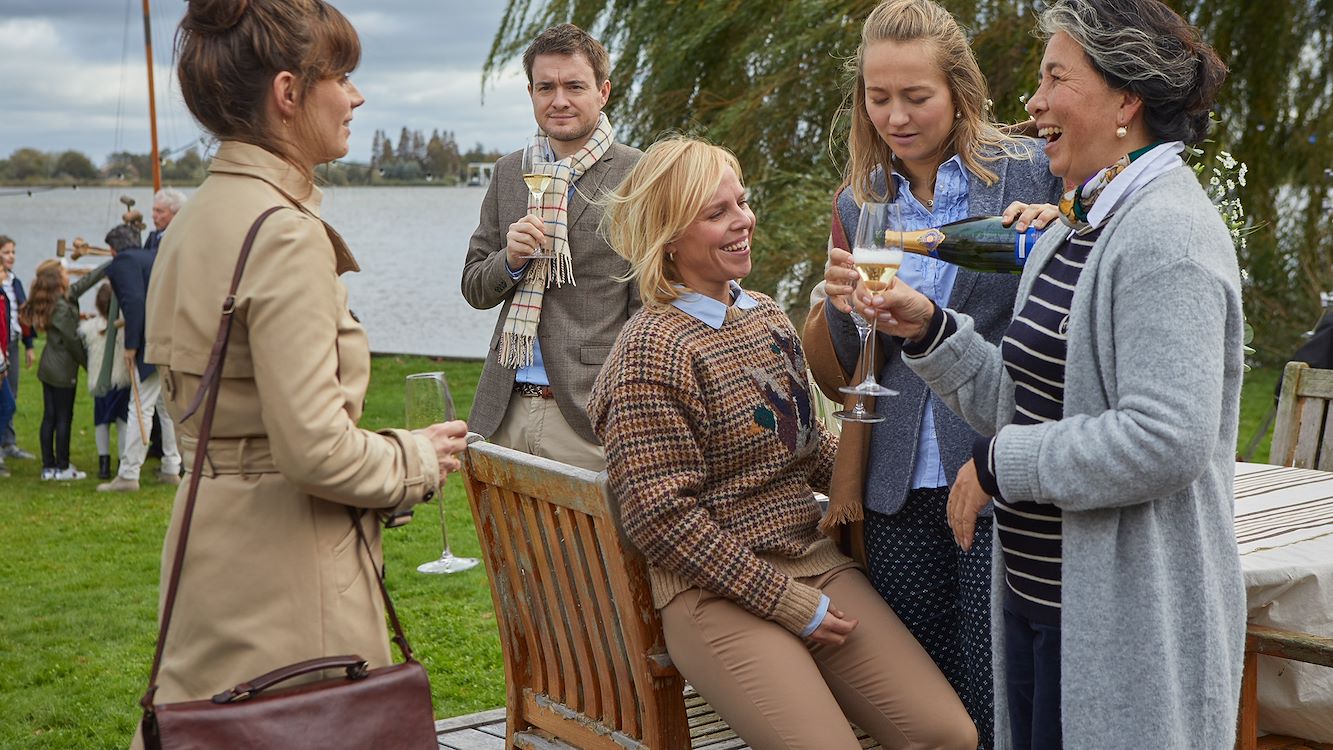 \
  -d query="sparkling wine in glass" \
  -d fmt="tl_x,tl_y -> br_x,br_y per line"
406,372 -> 478,574
837,202 -> 901,418
520,136 -> 557,259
